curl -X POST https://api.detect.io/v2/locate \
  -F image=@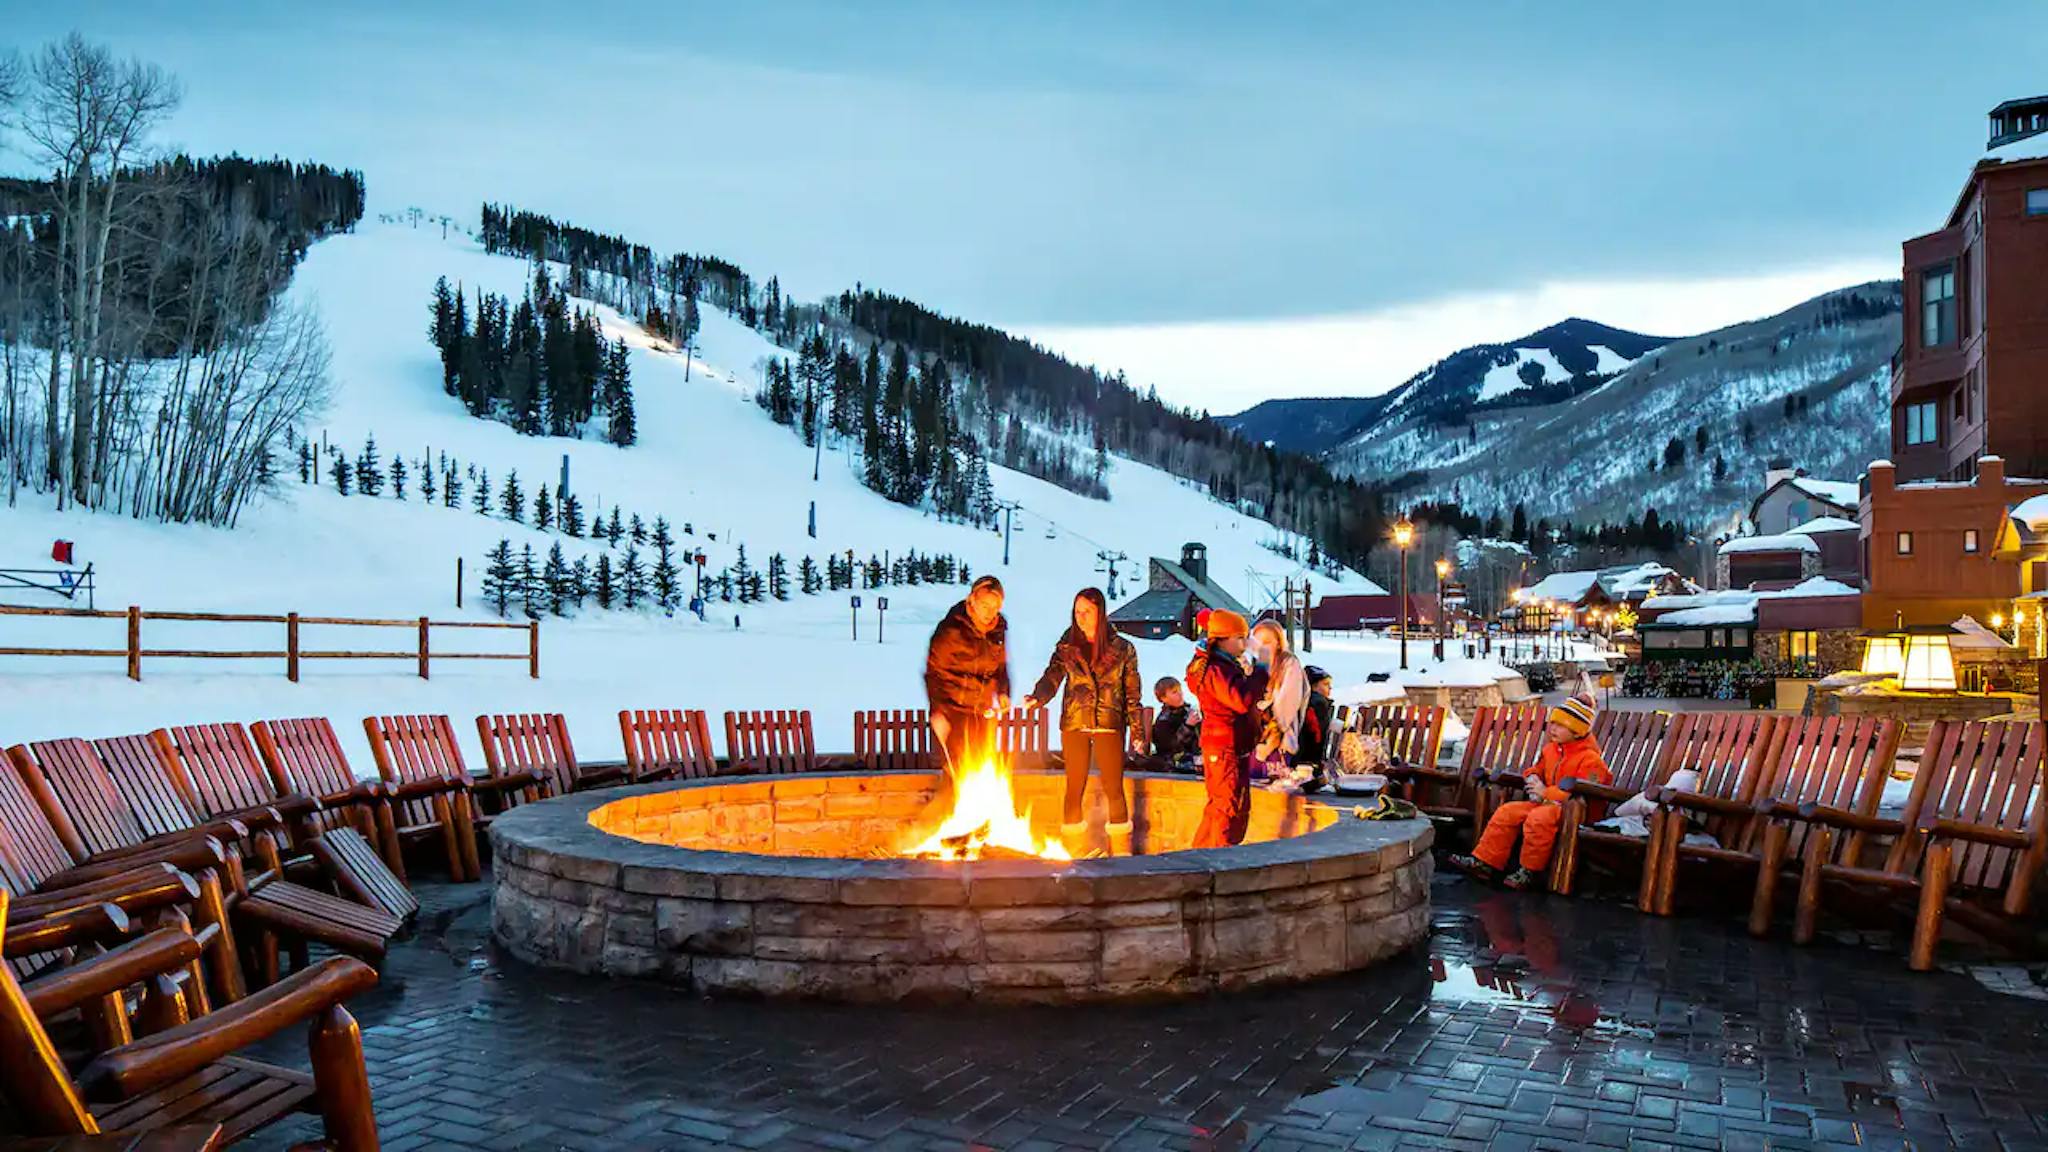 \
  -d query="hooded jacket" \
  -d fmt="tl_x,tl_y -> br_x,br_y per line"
924,600 -> 1010,717
1186,641 -> 1271,756
1527,735 -> 1610,803
1030,625 -> 1143,736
